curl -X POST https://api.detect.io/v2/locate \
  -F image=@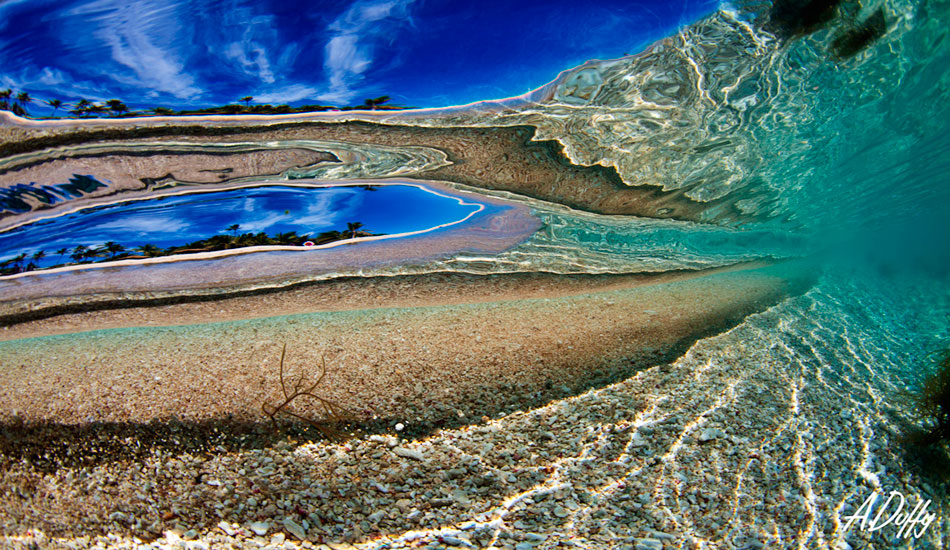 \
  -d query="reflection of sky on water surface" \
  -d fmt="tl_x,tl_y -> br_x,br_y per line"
0,184 -> 482,268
